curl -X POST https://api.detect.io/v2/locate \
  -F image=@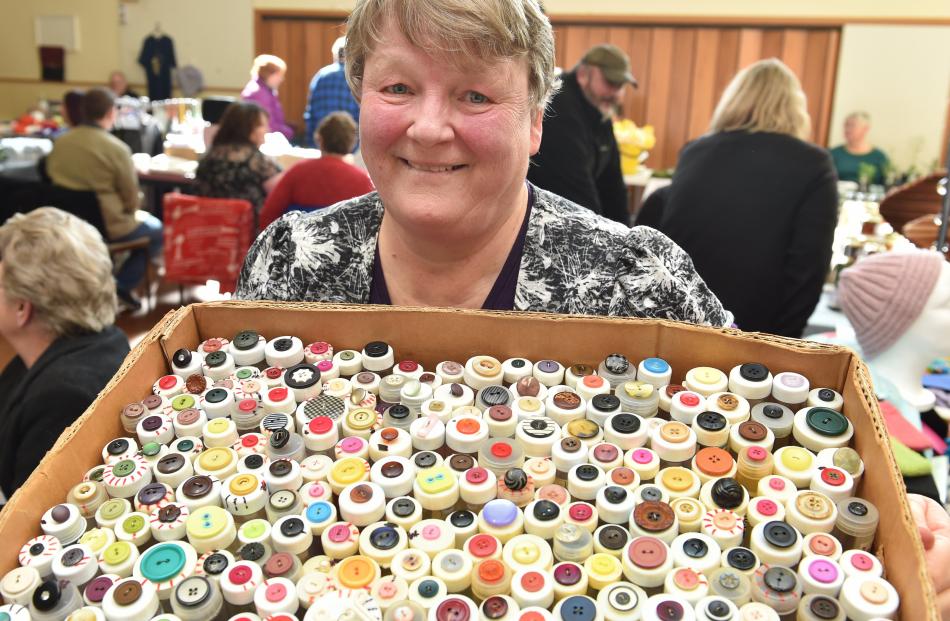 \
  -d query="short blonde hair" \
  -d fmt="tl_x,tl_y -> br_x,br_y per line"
0,208 -> 116,336
344,0 -> 559,112
251,54 -> 287,81
846,111 -> 871,125
709,58 -> 811,141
